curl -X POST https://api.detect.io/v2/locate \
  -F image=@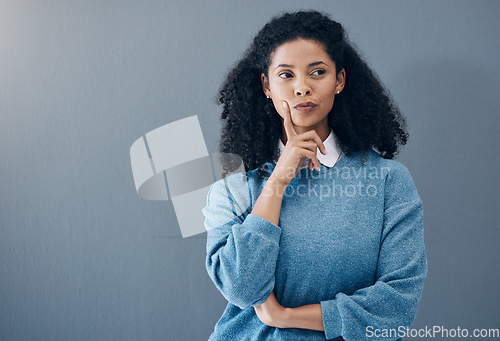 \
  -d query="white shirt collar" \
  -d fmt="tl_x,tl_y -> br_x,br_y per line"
277,128 -> 343,168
